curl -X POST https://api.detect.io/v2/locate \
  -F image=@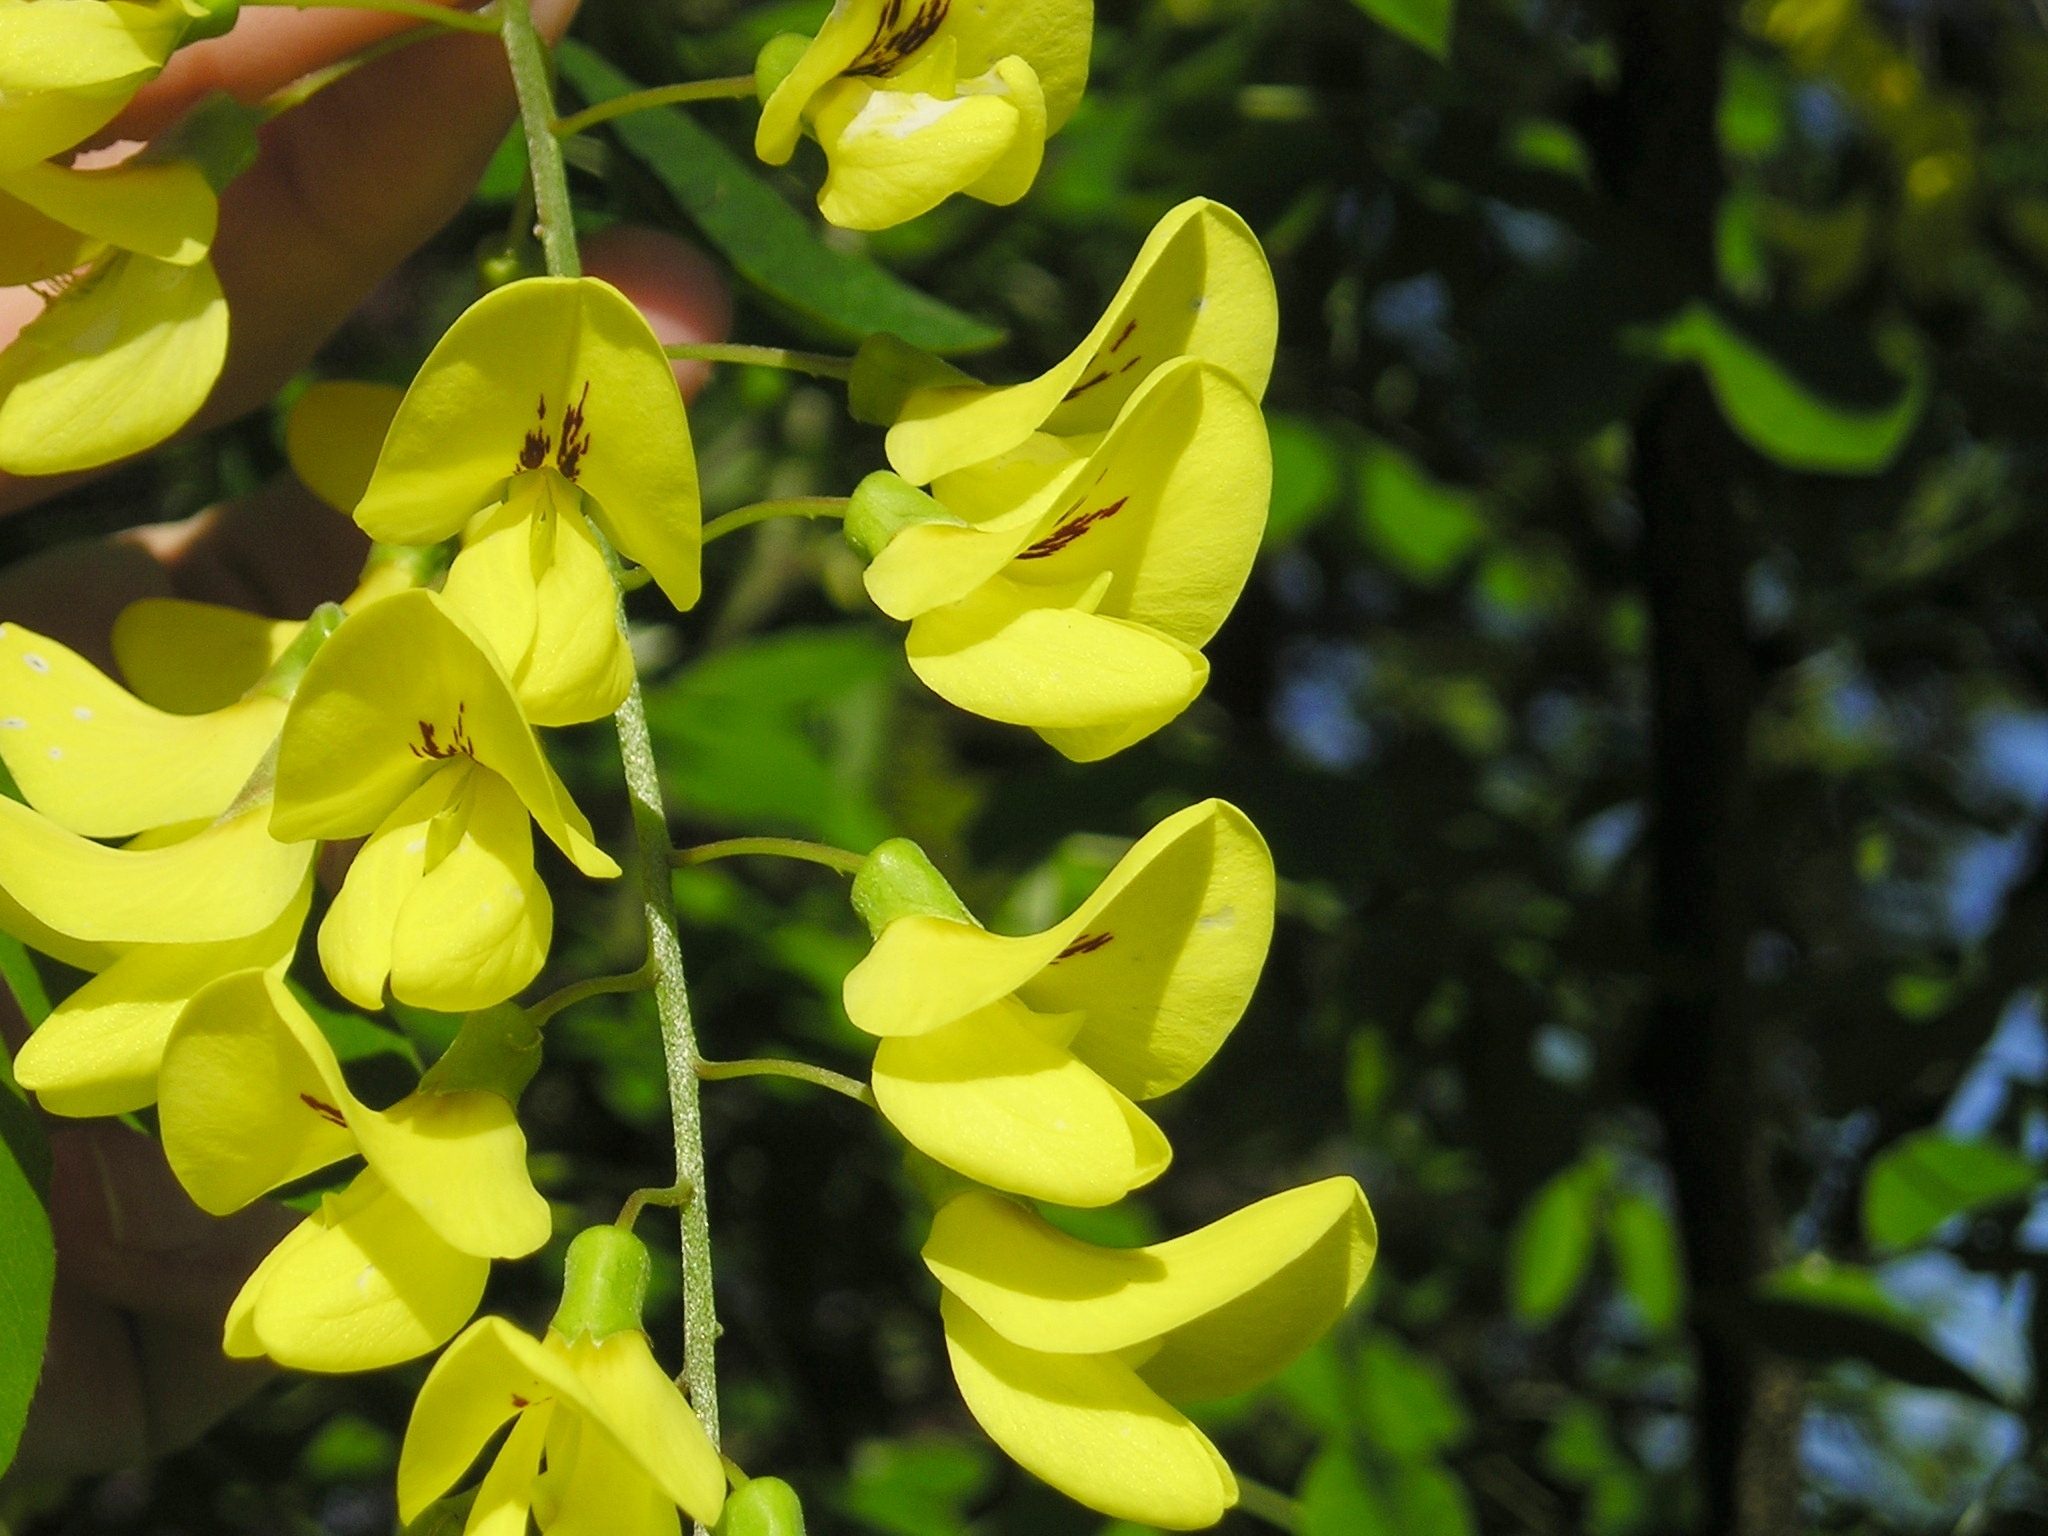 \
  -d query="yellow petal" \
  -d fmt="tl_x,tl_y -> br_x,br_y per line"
924,1179 -> 1374,1394
888,199 -> 1275,484
13,877 -> 309,1118
872,997 -> 1169,1206
111,597 -> 299,714
352,1087 -> 551,1260
813,75 -> 1025,232
0,800 -> 312,944
441,473 -> 634,728
863,469 -> 1071,622
0,182 -> 95,287
544,1417 -> 681,1536
906,578 -> 1208,751
240,1169 -> 490,1372
272,589 -> 616,878
0,157 -> 214,264
939,1292 -> 1236,1530
285,380 -> 404,515
398,1319 -> 723,1528
0,0 -> 181,170
466,1404 -> 553,1536
0,882 -> 120,973
353,277 -> 701,611
0,620 -> 284,836
959,57 -> 1049,207
157,969 -> 360,1215
0,252 -> 227,476
314,766 -> 443,1009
